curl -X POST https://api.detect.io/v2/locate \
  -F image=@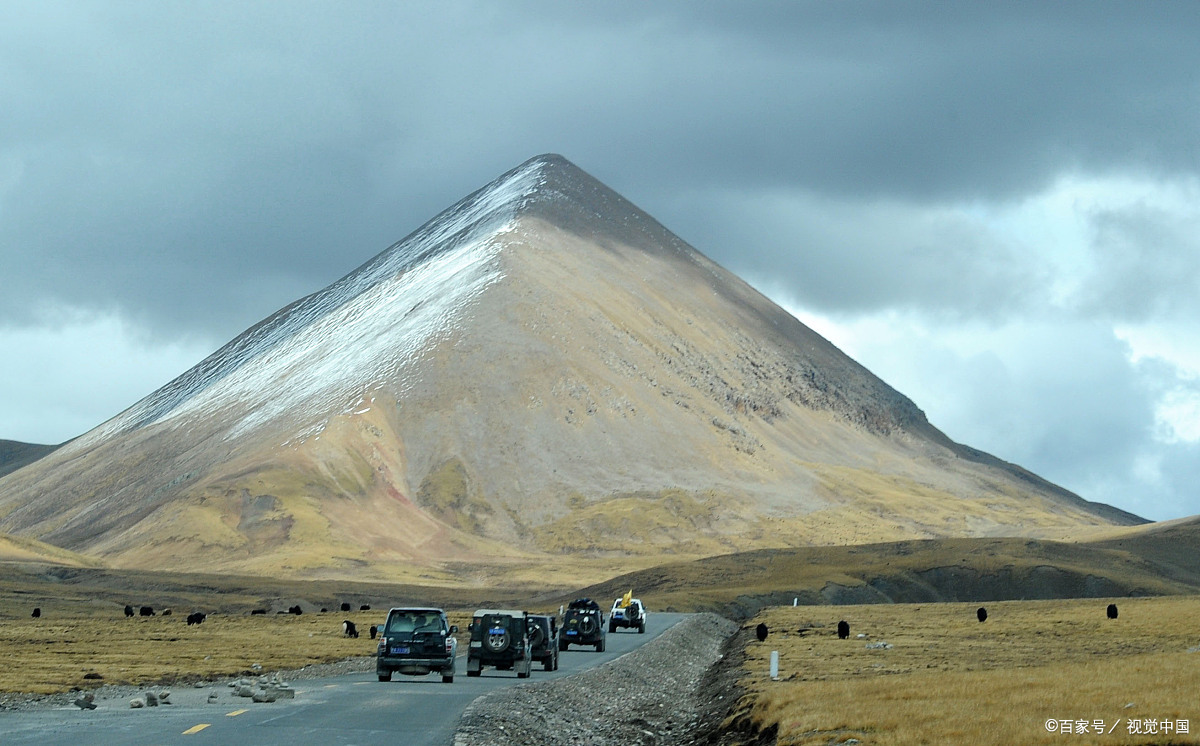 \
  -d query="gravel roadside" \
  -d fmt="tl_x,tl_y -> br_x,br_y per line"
454,613 -> 740,746
0,655 -> 376,712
